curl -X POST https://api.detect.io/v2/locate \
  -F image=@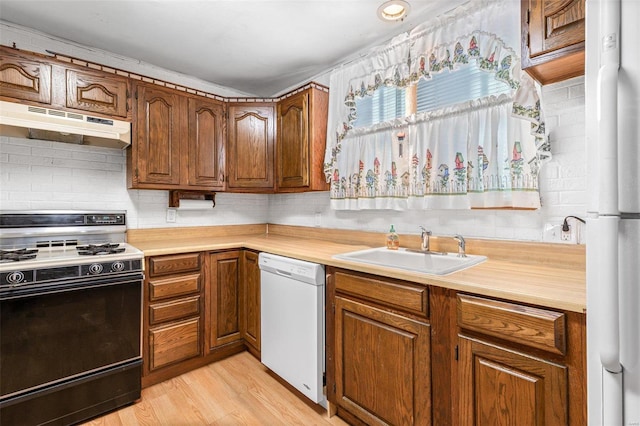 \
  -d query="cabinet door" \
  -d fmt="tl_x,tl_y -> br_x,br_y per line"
335,296 -> 431,425
277,91 -> 309,189
227,104 -> 275,190
0,49 -> 52,104
521,0 -> 585,84
65,68 -> 129,117
133,82 -> 184,186
241,250 -> 261,355
208,251 -> 242,349
527,0 -> 585,58
187,97 -> 226,189
458,336 -> 568,426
